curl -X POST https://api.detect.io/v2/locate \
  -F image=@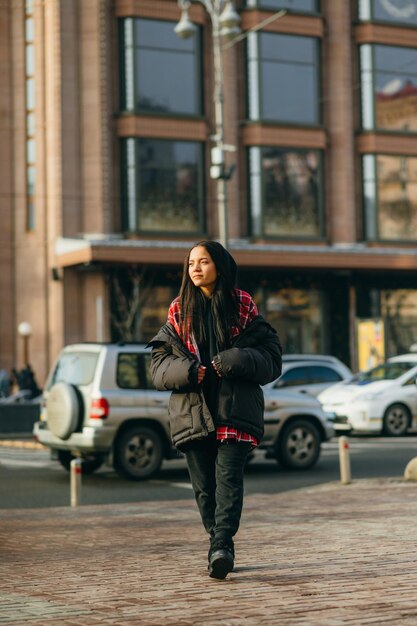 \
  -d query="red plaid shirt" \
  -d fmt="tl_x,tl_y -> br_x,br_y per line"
168,289 -> 260,447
